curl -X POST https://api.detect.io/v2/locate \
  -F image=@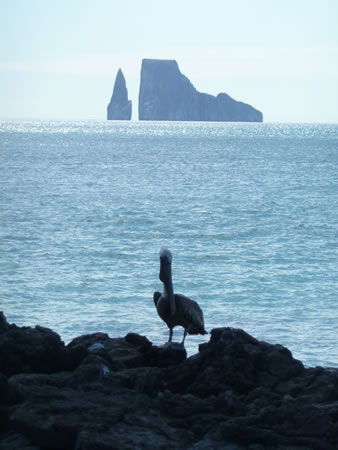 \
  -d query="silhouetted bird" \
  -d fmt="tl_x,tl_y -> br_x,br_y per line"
153,248 -> 207,345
